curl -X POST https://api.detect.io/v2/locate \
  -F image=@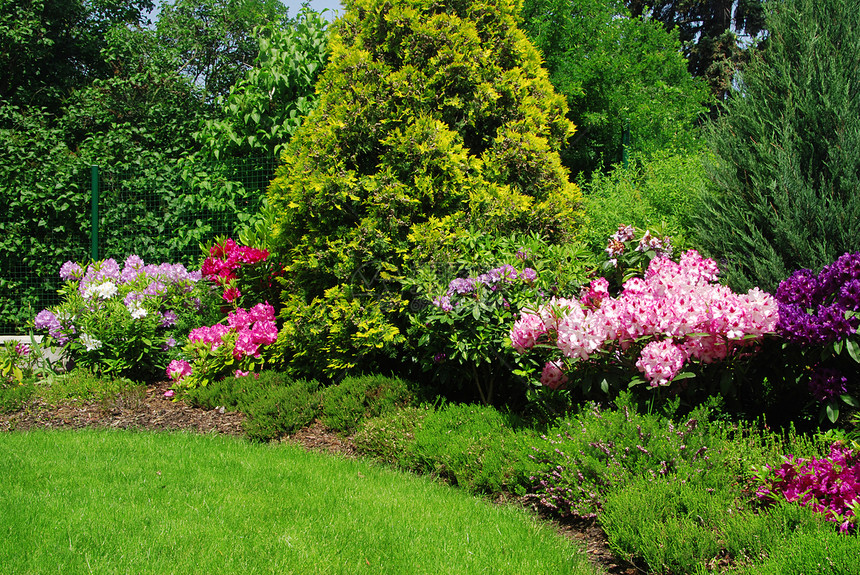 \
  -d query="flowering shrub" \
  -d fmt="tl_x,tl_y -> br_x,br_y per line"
775,252 -> 860,422
510,249 -> 779,395
406,261 -> 545,404
166,302 -> 279,390
200,237 -> 282,309
0,340 -> 37,385
32,256 -> 215,379
754,442 -> 860,533
600,225 -> 674,293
